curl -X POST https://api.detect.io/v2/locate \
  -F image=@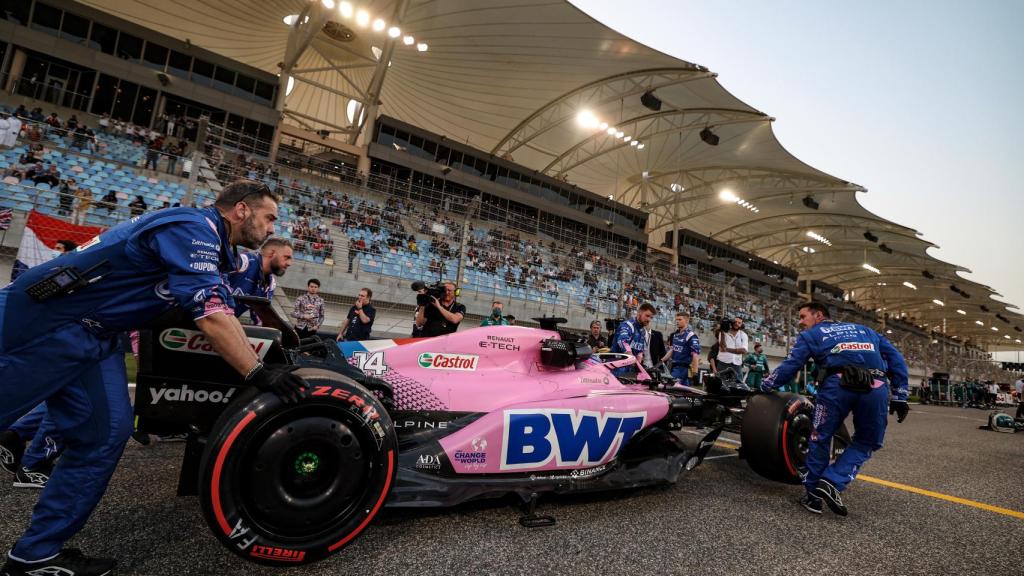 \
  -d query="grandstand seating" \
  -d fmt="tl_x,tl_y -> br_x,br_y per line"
0,124 -> 992,374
